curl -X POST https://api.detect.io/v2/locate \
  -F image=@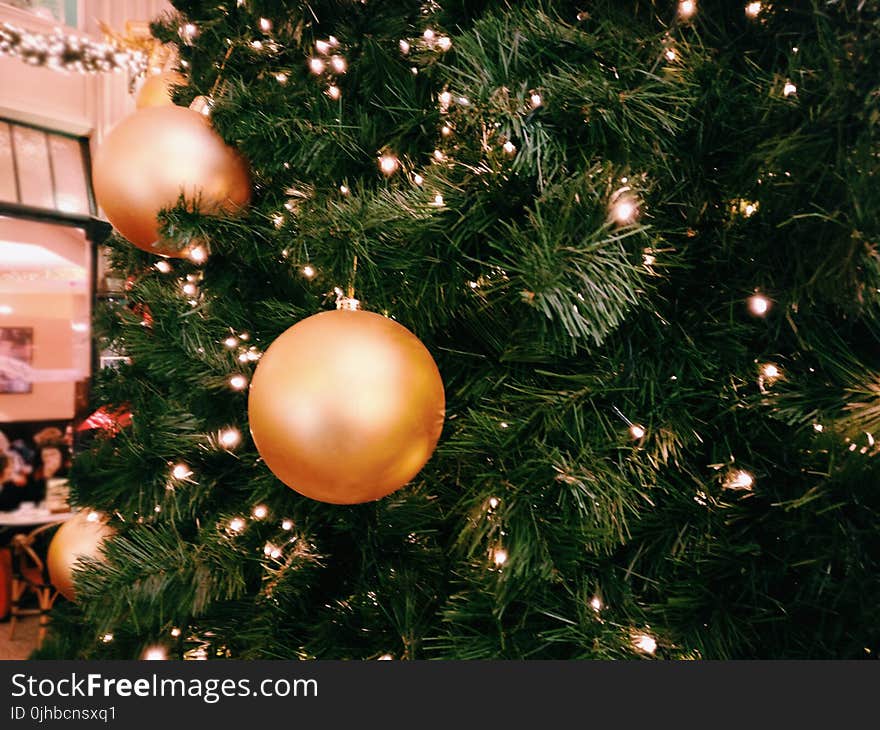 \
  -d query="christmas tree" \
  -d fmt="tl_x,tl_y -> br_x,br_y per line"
39,0 -> 880,660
